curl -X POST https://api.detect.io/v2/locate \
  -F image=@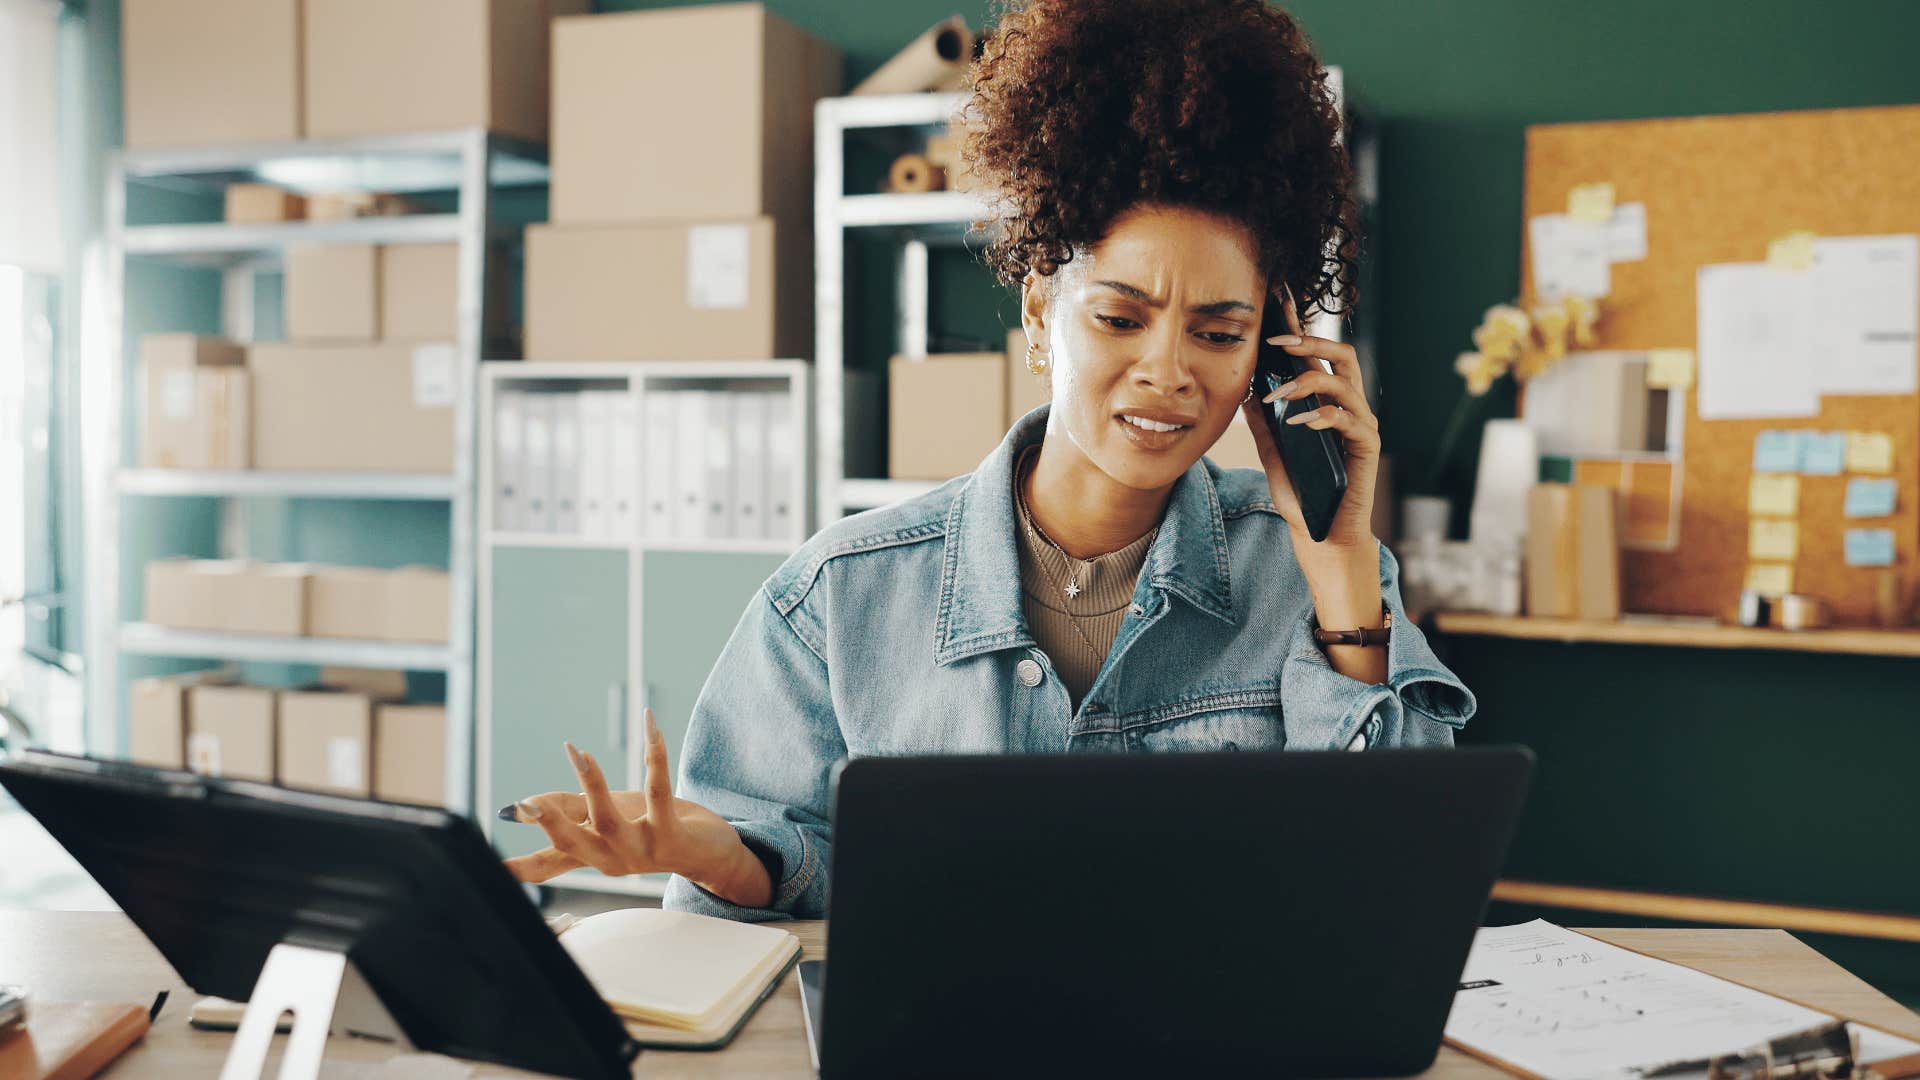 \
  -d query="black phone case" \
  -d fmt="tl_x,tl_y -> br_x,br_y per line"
1252,299 -> 1348,543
